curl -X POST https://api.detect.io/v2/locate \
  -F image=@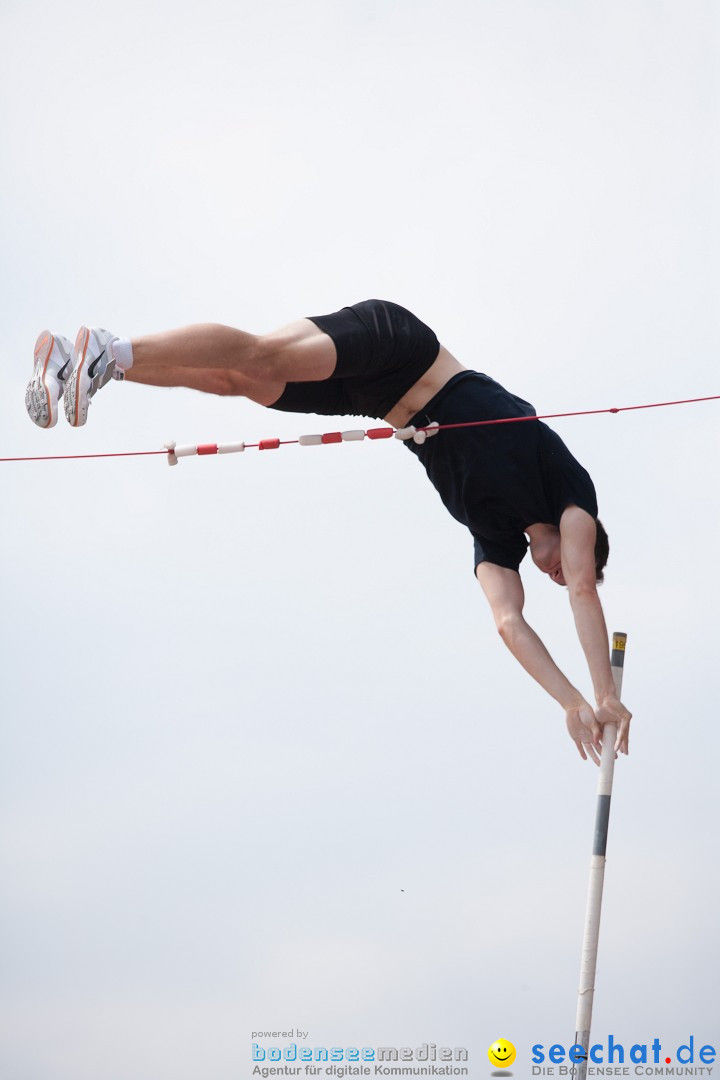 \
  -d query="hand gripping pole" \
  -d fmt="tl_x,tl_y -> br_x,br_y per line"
572,632 -> 627,1080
